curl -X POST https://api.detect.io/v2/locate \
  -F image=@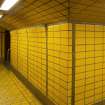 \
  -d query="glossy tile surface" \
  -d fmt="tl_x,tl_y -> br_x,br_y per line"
0,64 -> 43,105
